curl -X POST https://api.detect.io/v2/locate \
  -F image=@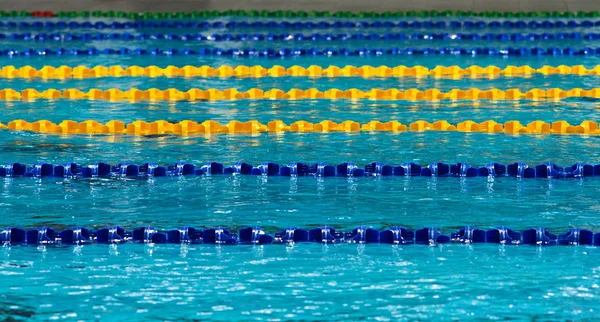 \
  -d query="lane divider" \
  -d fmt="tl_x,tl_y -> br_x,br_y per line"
0,87 -> 599,101
0,226 -> 597,246
28,10 -> 600,18
0,47 -> 598,57
0,160 -> 598,179
3,119 -> 600,136
1,65 -> 599,79
4,32 -> 600,42
0,20 -> 599,30
0,161 -> 600,179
